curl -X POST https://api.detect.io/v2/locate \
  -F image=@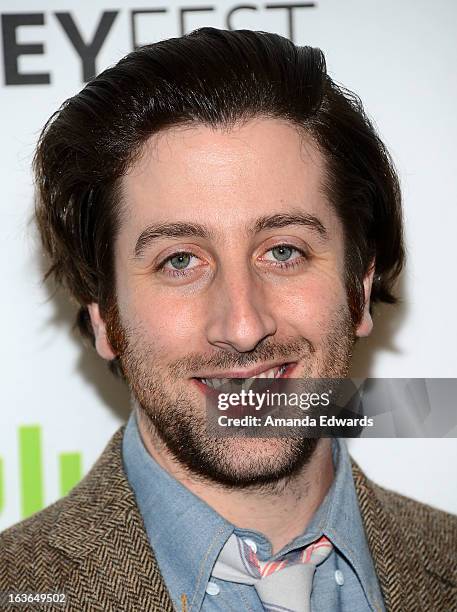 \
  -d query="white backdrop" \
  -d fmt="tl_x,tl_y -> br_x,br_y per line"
1,0 -> 456,531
